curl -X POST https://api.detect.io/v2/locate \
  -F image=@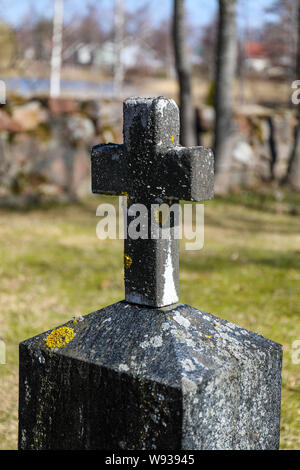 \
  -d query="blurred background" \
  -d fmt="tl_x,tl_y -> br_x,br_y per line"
0,0 -> 299,450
